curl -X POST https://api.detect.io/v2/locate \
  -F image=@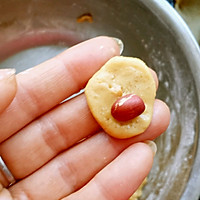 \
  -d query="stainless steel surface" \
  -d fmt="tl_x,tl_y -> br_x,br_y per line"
0,0 -> 200,199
